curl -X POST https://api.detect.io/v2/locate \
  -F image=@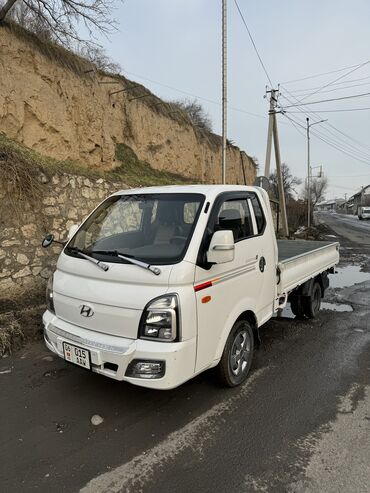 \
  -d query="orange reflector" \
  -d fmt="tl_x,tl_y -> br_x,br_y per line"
201,295 -> 212,304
